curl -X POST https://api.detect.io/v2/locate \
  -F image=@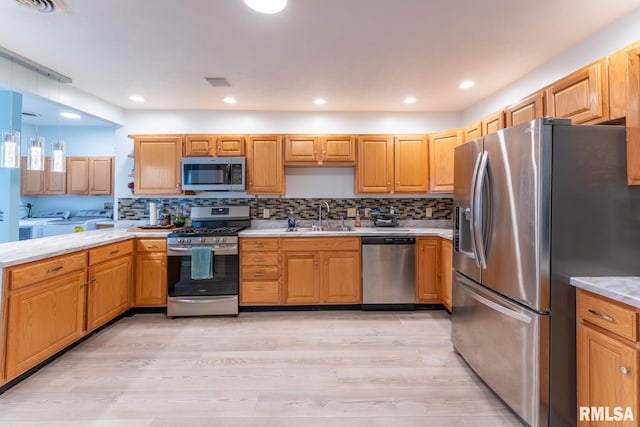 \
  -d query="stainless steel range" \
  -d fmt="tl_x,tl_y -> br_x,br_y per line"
166,206 -> 250,317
